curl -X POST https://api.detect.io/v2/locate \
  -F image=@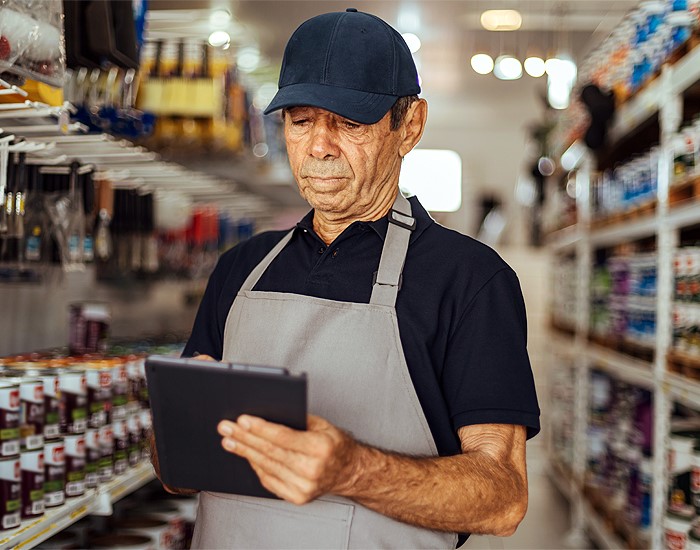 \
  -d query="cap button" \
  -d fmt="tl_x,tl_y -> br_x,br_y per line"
346,8 -> 358,12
